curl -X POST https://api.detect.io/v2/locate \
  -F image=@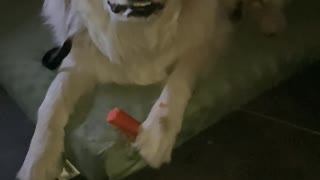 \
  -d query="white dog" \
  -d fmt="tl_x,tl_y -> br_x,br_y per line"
17,0 -> 287,179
